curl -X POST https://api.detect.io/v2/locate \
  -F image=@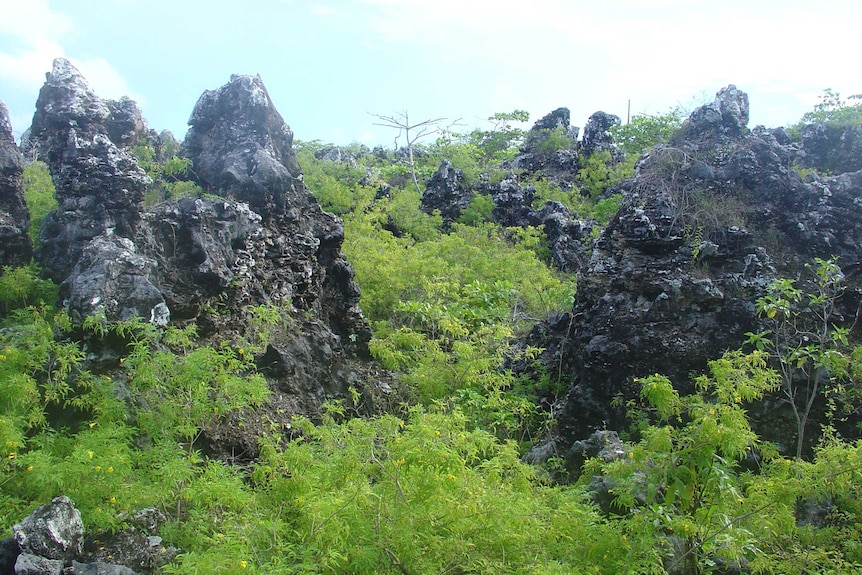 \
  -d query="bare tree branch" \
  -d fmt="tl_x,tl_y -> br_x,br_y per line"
371,110 -> 446,192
